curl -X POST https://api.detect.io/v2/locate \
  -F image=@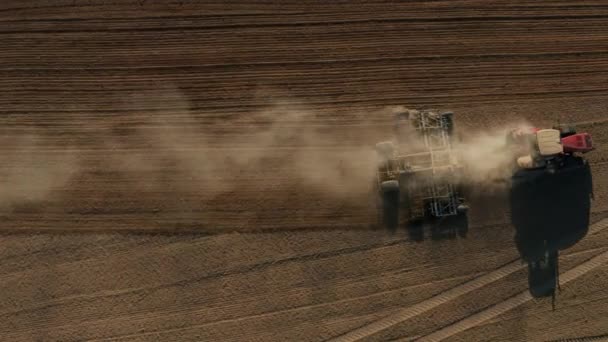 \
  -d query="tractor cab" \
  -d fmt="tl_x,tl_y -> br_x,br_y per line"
516,129 -> 562,170
536,129 -> 563,156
